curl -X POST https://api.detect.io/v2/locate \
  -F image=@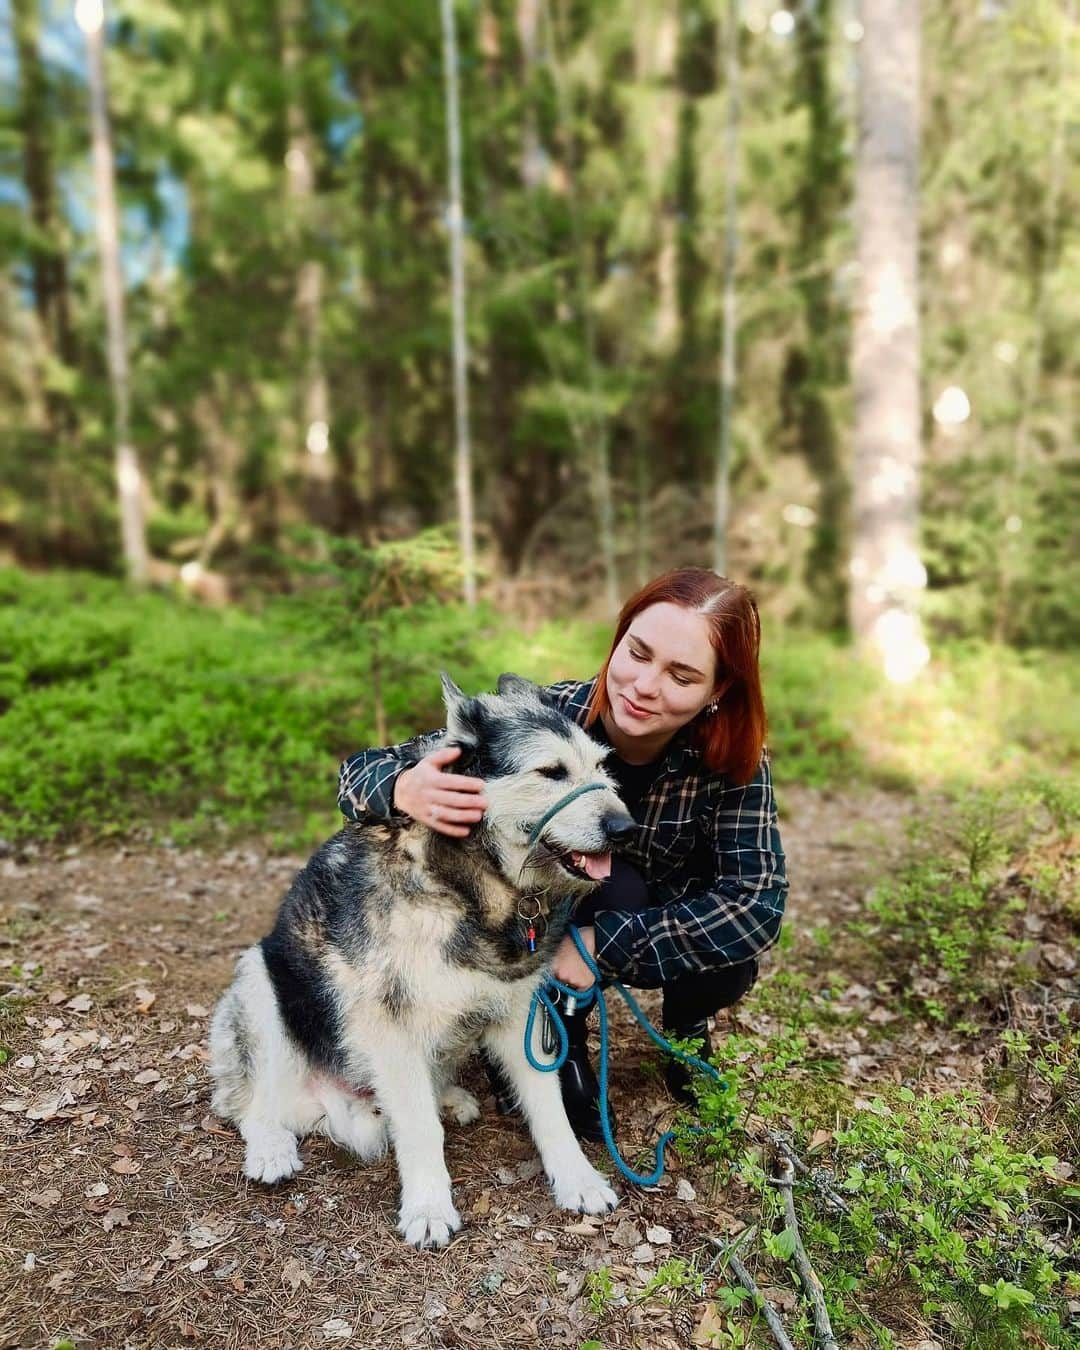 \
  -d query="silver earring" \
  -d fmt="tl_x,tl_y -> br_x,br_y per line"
706,700 -> 720,715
